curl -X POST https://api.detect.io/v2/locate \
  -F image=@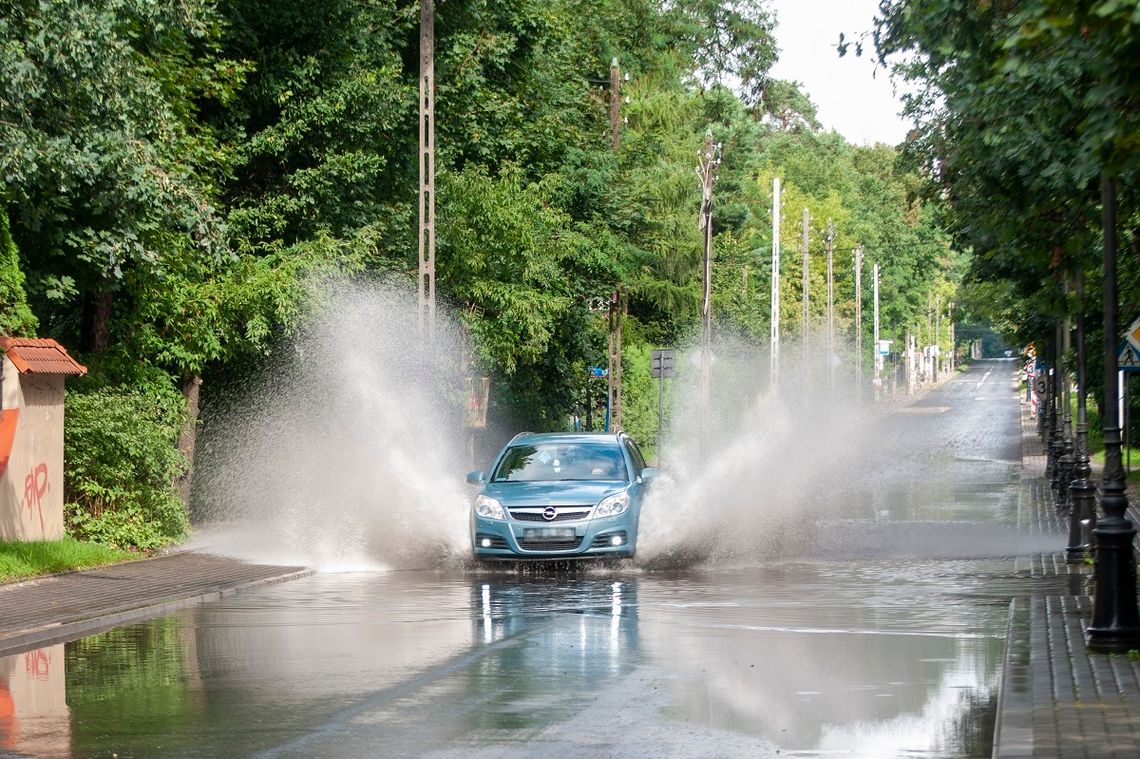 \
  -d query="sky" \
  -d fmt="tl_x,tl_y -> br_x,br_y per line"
766,0 -> 911,146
